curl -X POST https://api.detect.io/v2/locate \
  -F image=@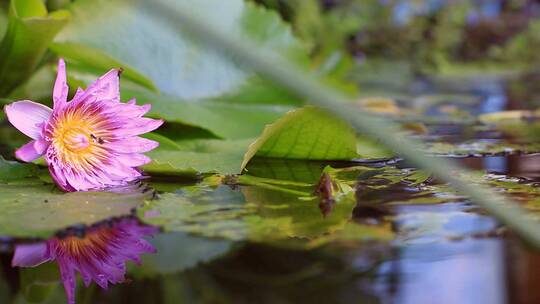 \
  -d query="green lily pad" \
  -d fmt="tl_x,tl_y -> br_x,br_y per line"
143,139 -> 253,175
0,183 -> 149,238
